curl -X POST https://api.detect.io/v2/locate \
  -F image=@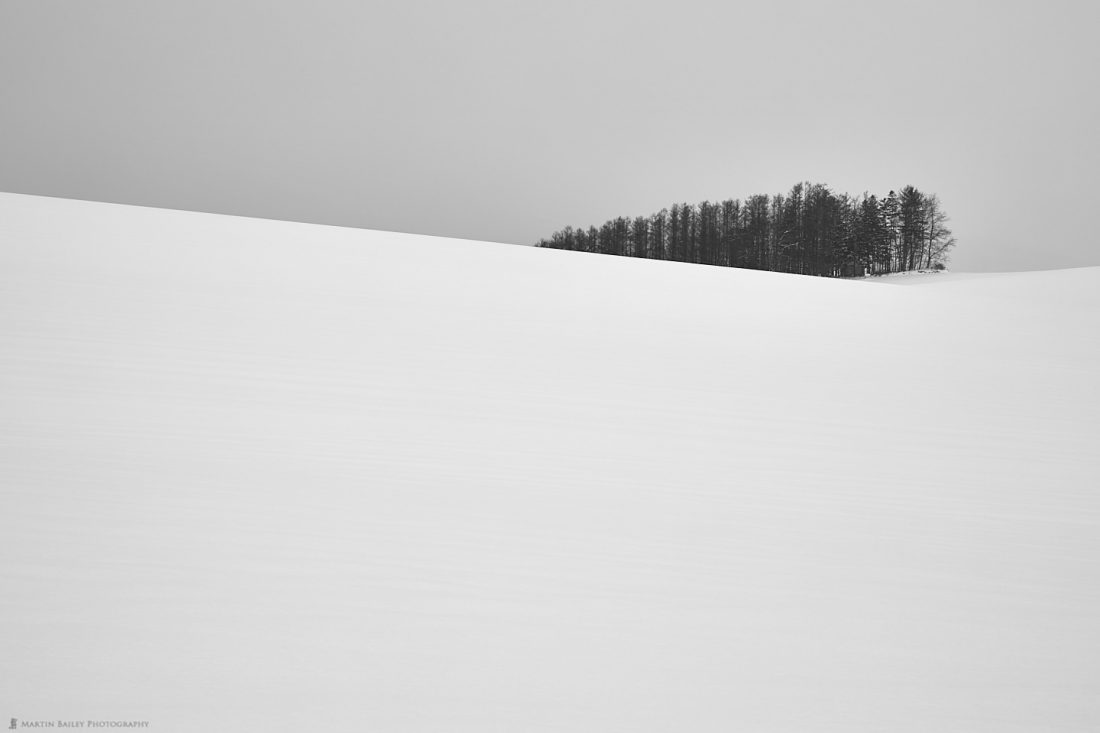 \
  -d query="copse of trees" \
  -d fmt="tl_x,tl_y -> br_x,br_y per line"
536,182 -> 956,277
